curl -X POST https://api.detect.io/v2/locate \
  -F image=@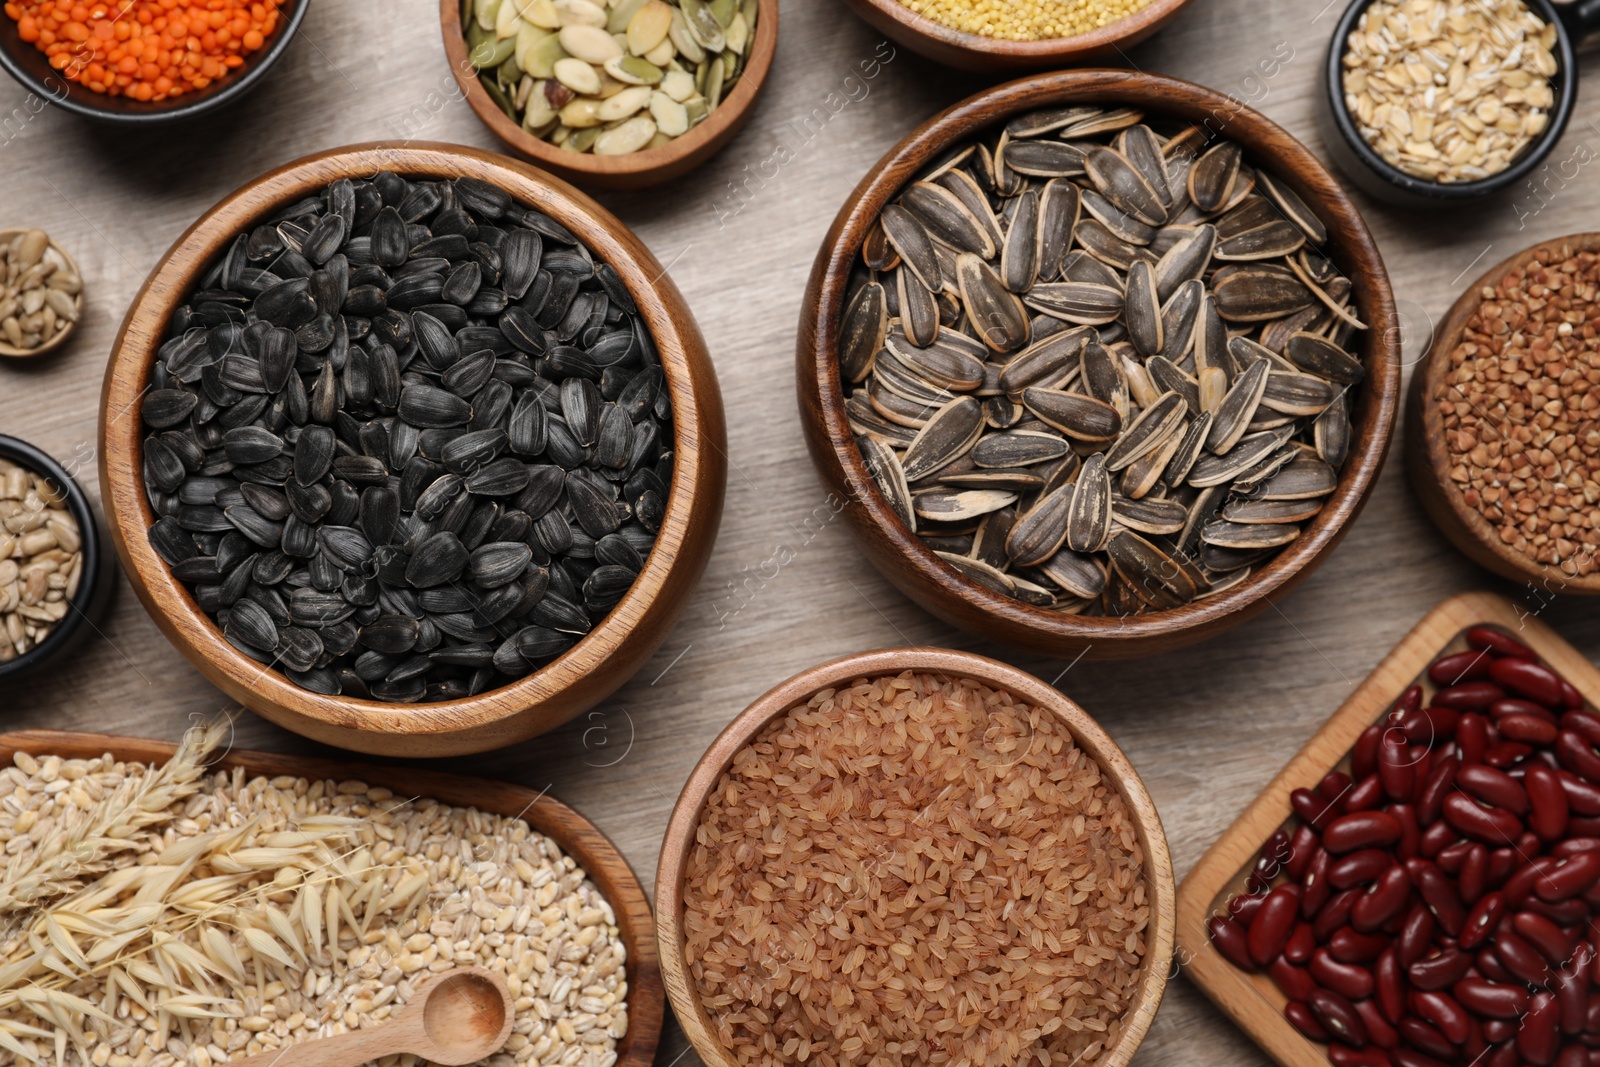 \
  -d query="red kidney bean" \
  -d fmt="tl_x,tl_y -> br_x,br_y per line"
1355,996 -> 1400,1050
1303,848 -> 1333,920
1494,696 -> 1556,720
1419,820 -> 1460,858
1503,713 -> 1563,746
1313,946 -> 1377,999
1521,990 -> 1562,1065
1411,989 -> 1472,1044
1506,856 -> 1564,905
1377,946 -> 1406,1023
1432,650 -> 1494,685
1248,884 -> 1300,965
1556,944 -> 1593,1034
1322,769 -> 1355,804
1486,1044 -> 1520,1067
1404,706 -> 1461,746
1417,758 -> 1460,825
1354,725 -> 1383,781
1513,911 -> 1576,964
1354,866 -> 1414,932
1271,955 -> 1316,1000
1517,830 -> 1544,857
1397,1017 -> 1455,1059
1409,860 -> 1467,936
1285,921 -> 1316,963
1568,711 -> 1600,747
1538,852 -> 1600,903
1477,945 -> 1514,983
1286,999 -> 1331,1041
1455,976 -> 1530,1018
1485,740 -> 1534,767
1288,824 -> 1320,880
1208,915 -> 1255,971
1559,731 -> 1600,783
1397,1050 -> 1455,1067
1436,840 -> 1473,874
1435,681 -> 1508,712
1230,890 -> 1265,925
1459,891 -> 1506,951
1294,786 -> 1336,824
1443,792 -> 1523,844
1491,657 -> 1566,708
1329,1048 -> 1393,1067
1494,927 -> 1554,986
1332,850 -> 1396,890
1459,843 -> 1489,904
1561,679 -> 1583,708
1467,626 -> 1535,659
1557,1047 -> 1588,1067
1556,770 -> 1600,814
1483,1019 -> 1516,1043
1585,993 -> 1600,1033
1486,847 -> 1517,888
1316,889 -> 1362,941
1458,713 -> 1491,766
1553,838 -> 1600,857
1380,734 -> 1417,802
1459,764 -> 1531,814
1397,903 -> 1436,967
1407,945 -> 1473,990
1330,926 -> 1391,964
1327,812 -> 1405,854
1574,816 -> 1600,836
1347,773 -> 1387,813
1528,764 -> 1573,840
1524,896 -> 1590,925
1394,803 -> 1421,860
1312,987 -> 1369,1047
